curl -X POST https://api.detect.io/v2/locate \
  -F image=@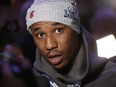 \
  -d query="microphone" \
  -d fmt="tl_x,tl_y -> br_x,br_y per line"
36,76 -> 50,87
